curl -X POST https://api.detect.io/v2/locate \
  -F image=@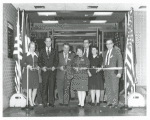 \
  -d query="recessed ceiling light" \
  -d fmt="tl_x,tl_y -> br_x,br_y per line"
87,6 -> 98,9
85,14 -> 88,16
139,6 -> 146,9
38,12 -> 57,16
42,20 -> 58,23
93,12 -> 113,16
90,20 -> 107,23
34,6 -> 45,9
83,21 -> 86,22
